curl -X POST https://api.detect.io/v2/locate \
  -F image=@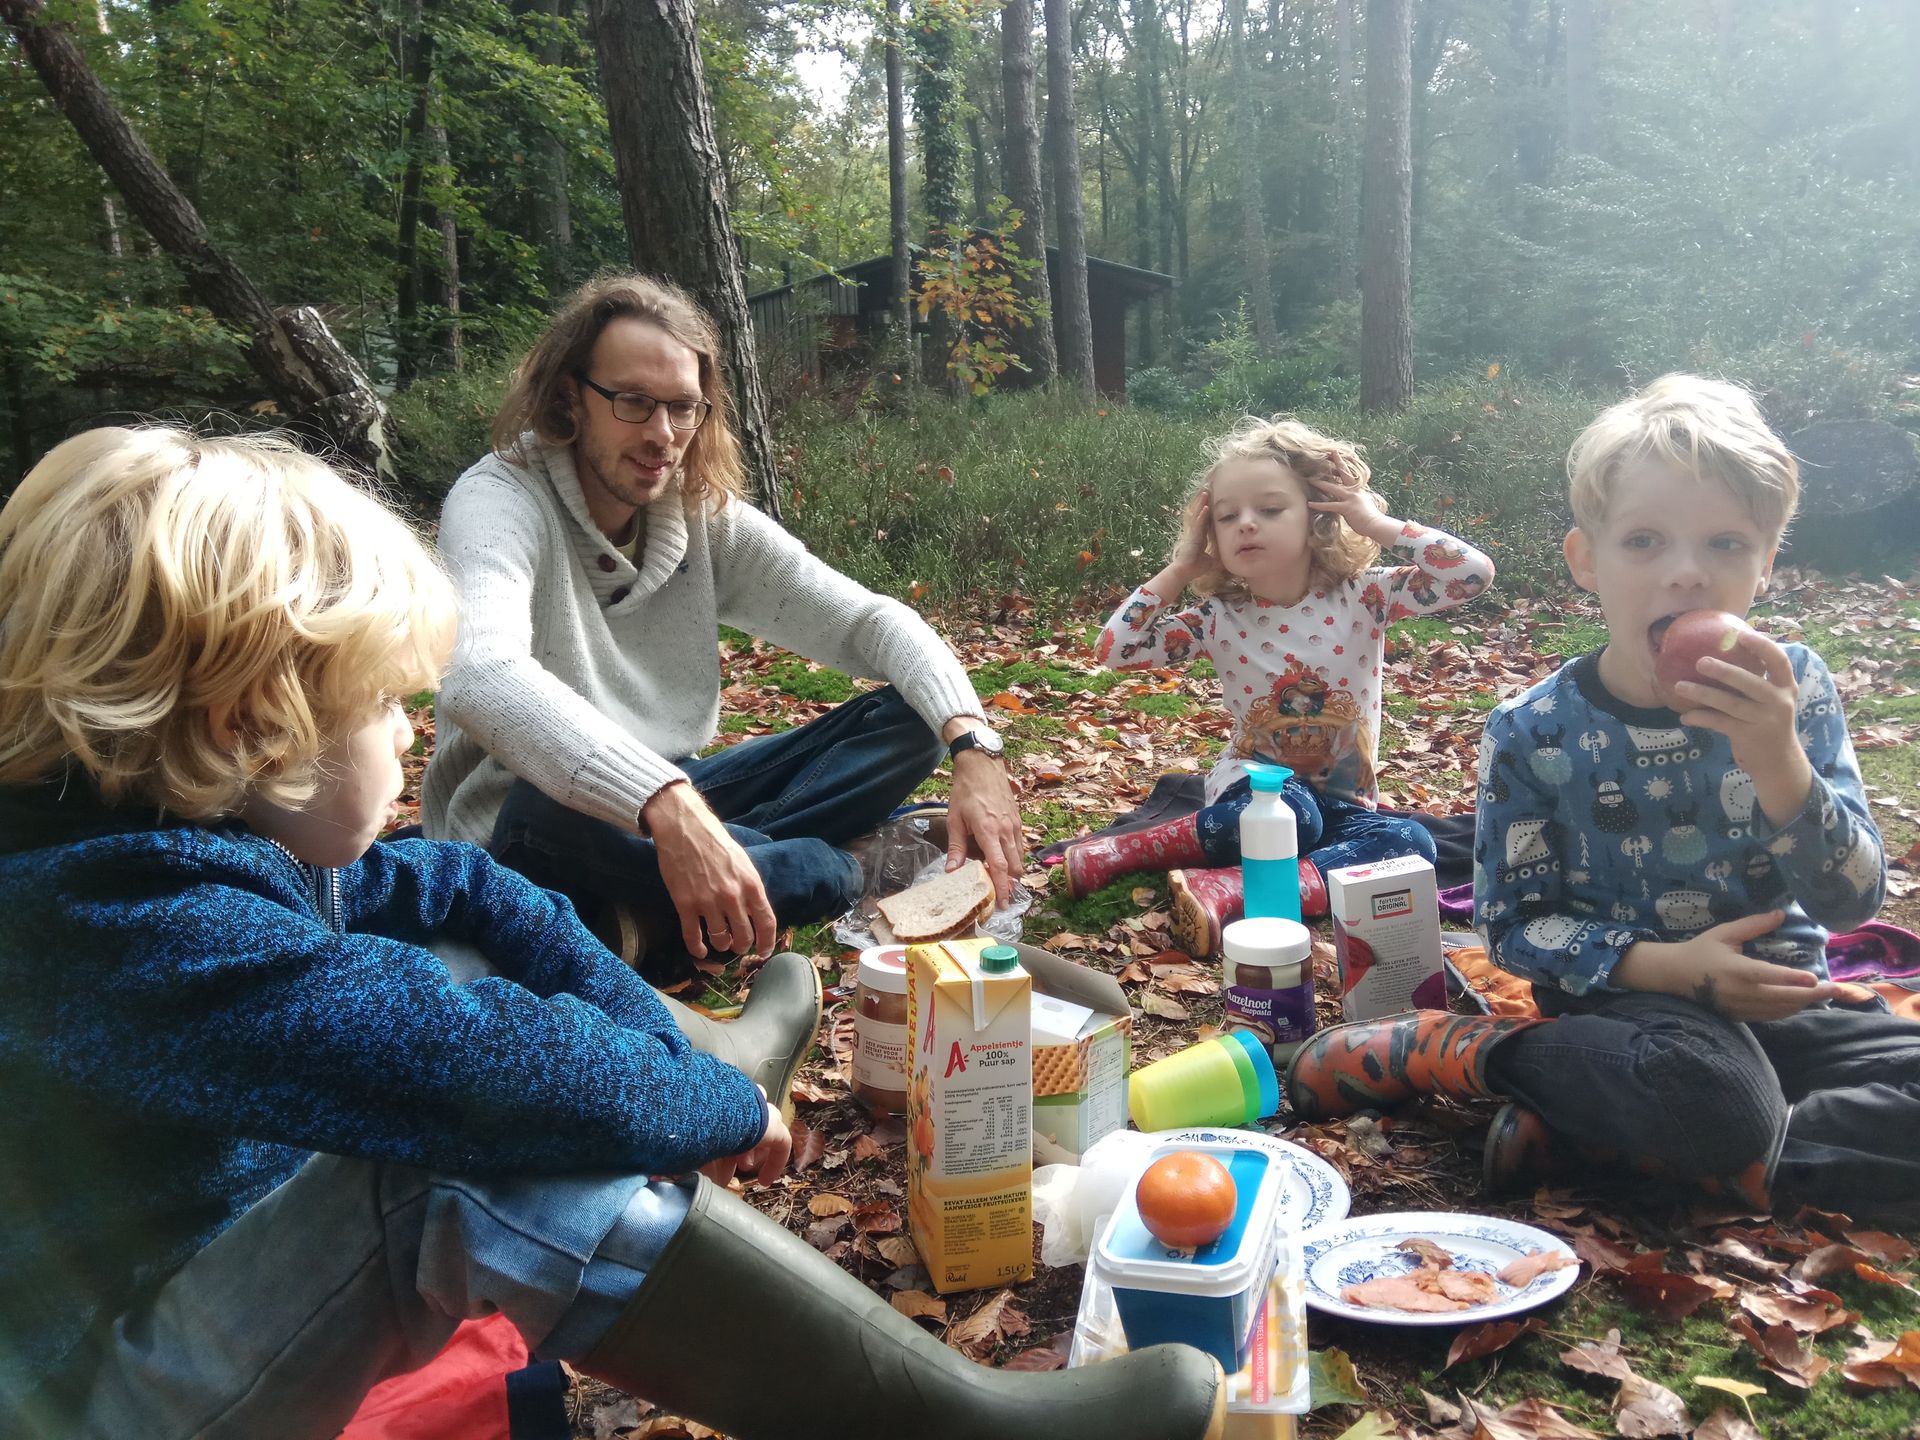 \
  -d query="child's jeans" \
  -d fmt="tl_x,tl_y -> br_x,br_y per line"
489,684 -> 944,939
1488,990 -> 1920,1219
1193,775 -> 1436,874
20,1156 -> 691,1440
